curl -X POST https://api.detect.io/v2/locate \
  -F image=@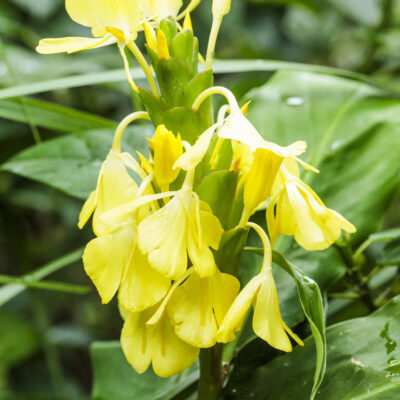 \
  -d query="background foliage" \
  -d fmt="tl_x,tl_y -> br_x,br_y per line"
0,0 -> 399,399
